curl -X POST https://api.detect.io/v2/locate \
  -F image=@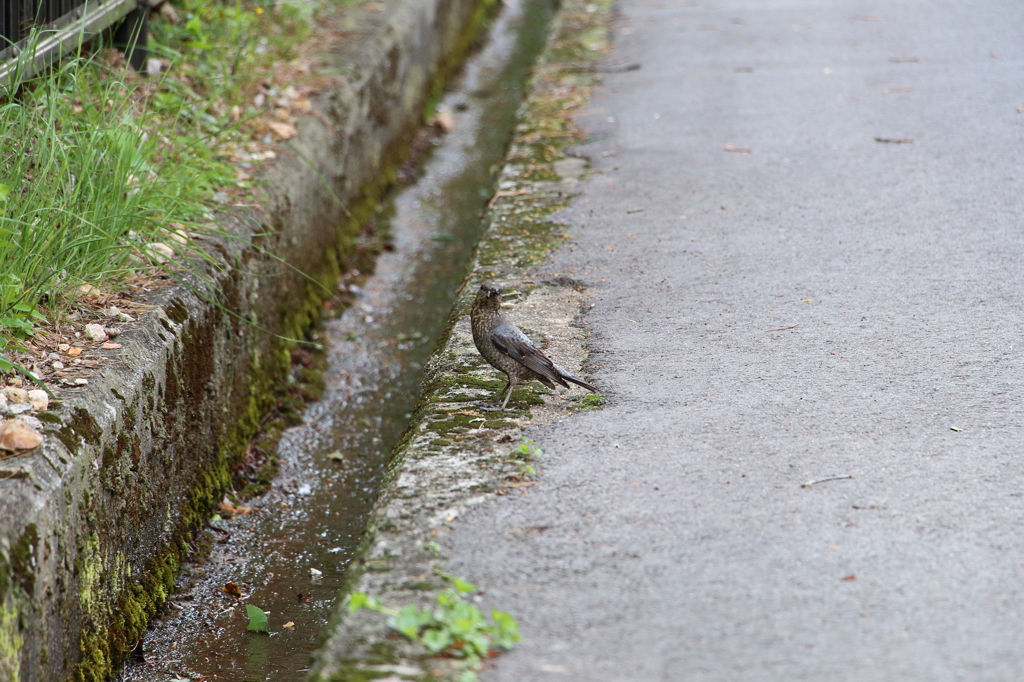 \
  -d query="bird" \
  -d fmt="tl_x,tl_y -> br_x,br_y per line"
470,282 -> 595,410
